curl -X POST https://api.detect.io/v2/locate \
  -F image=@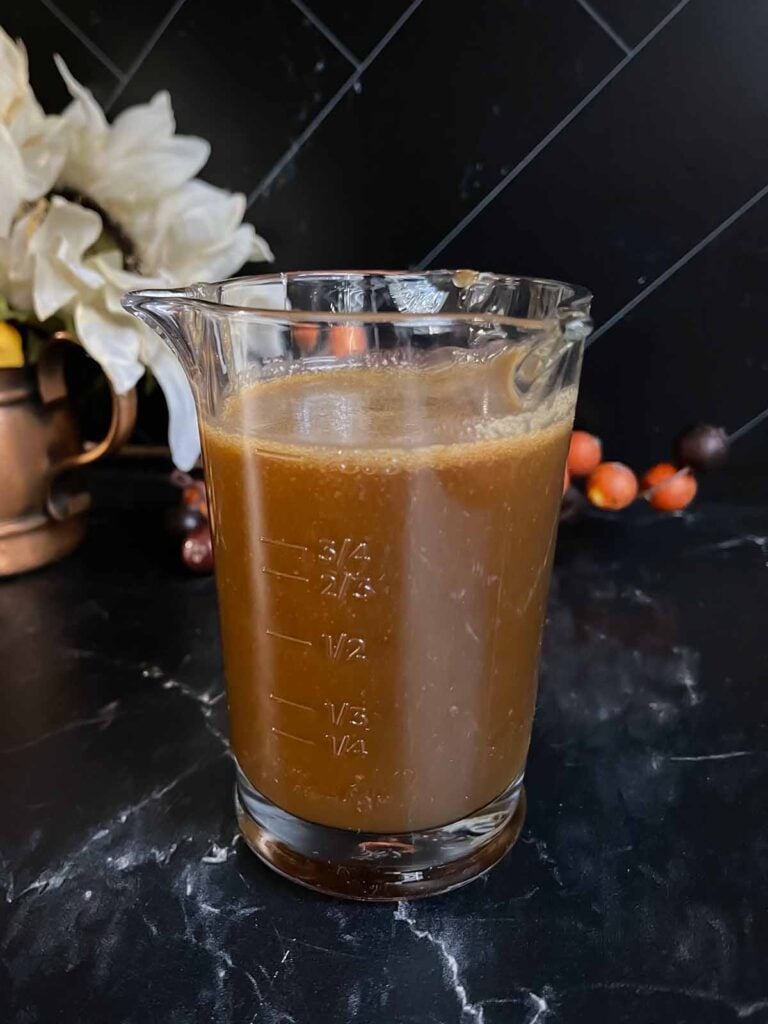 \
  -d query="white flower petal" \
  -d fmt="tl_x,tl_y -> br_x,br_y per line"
14,108 -> 66,198
0,45 -> 269,470
94,136 -> 210,206
30,198 -> 103,318
110,91 -> 175,152
249,229 -> 274,263
0,124 -> 26,236
0,27 -> 29,123
143,334 -> 200,470
34,195 -> 102,251
74,301 -> 144,394
54,55 -> 107,136
185,223 -> 261,281
33,255 -> 79,320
